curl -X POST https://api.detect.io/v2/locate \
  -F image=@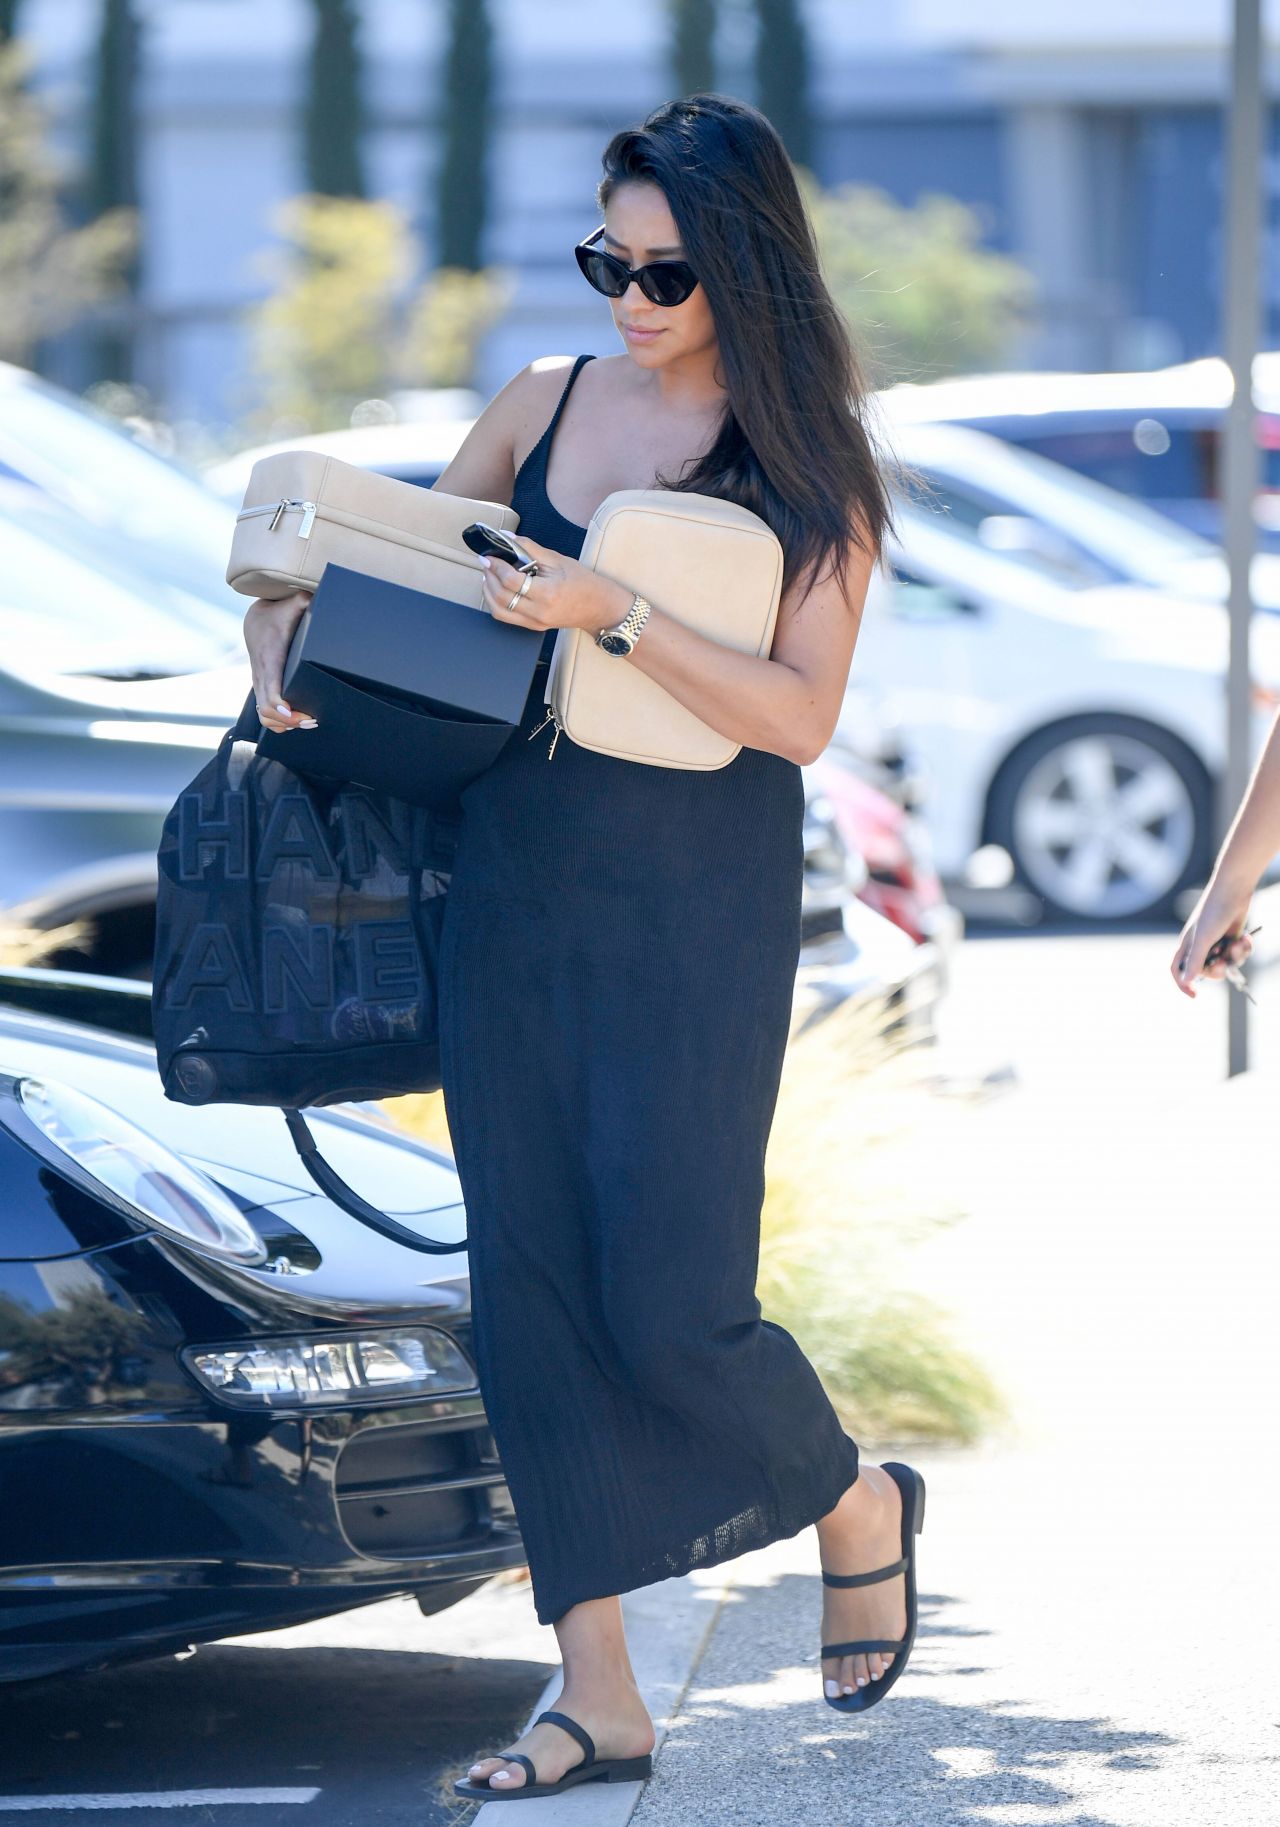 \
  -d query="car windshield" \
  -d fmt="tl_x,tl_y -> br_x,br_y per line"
892,431 -> 1221,593
0,368 -> 236,600
0,485 -> 243,679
